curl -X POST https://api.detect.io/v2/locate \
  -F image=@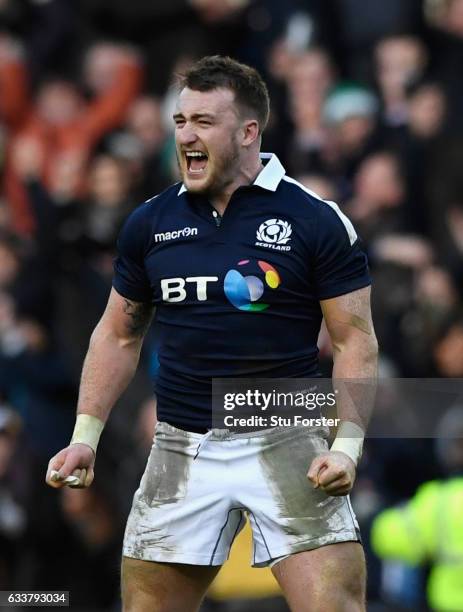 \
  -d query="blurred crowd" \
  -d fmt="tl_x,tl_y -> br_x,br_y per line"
1,0 -> 463,610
